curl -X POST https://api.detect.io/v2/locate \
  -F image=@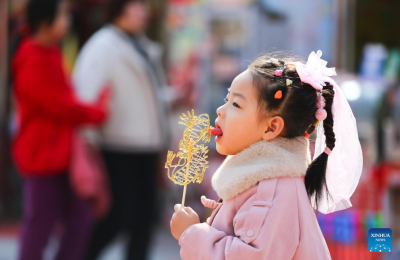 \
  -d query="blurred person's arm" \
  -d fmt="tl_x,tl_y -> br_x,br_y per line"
72,40 -> 110,103
16,55 -> 108,125
72,40 -> 111,144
